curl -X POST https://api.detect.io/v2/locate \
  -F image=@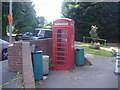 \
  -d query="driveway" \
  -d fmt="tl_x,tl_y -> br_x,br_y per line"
40,53 -> 118,88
